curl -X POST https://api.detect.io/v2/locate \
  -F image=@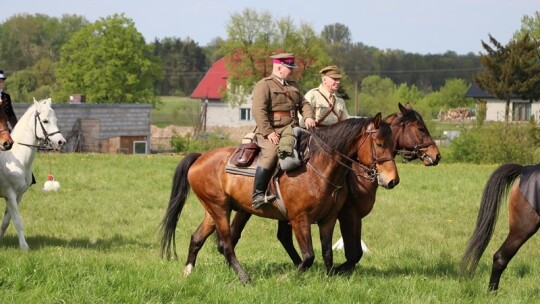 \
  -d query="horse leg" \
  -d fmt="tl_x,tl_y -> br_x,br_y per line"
488,188 -> 540,291
209,208 -> 251,283
0,208 -> 11,238
318,218 -> 338,275
277,220 -> 302,266
333,206 -> 362,273
5,196 -> 29,250
289,219 -> 314,272
184,212 -> 216,277
230,210 -> 252,249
